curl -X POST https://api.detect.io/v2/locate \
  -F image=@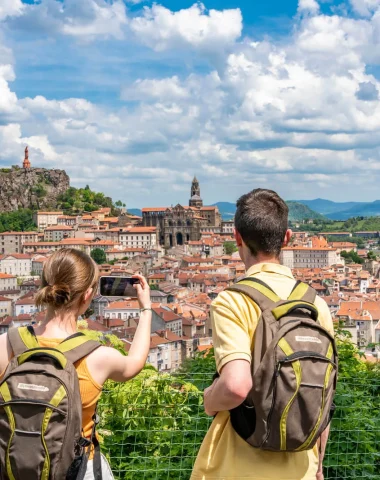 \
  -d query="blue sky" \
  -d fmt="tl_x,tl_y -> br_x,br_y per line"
1,0 -> 380,207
